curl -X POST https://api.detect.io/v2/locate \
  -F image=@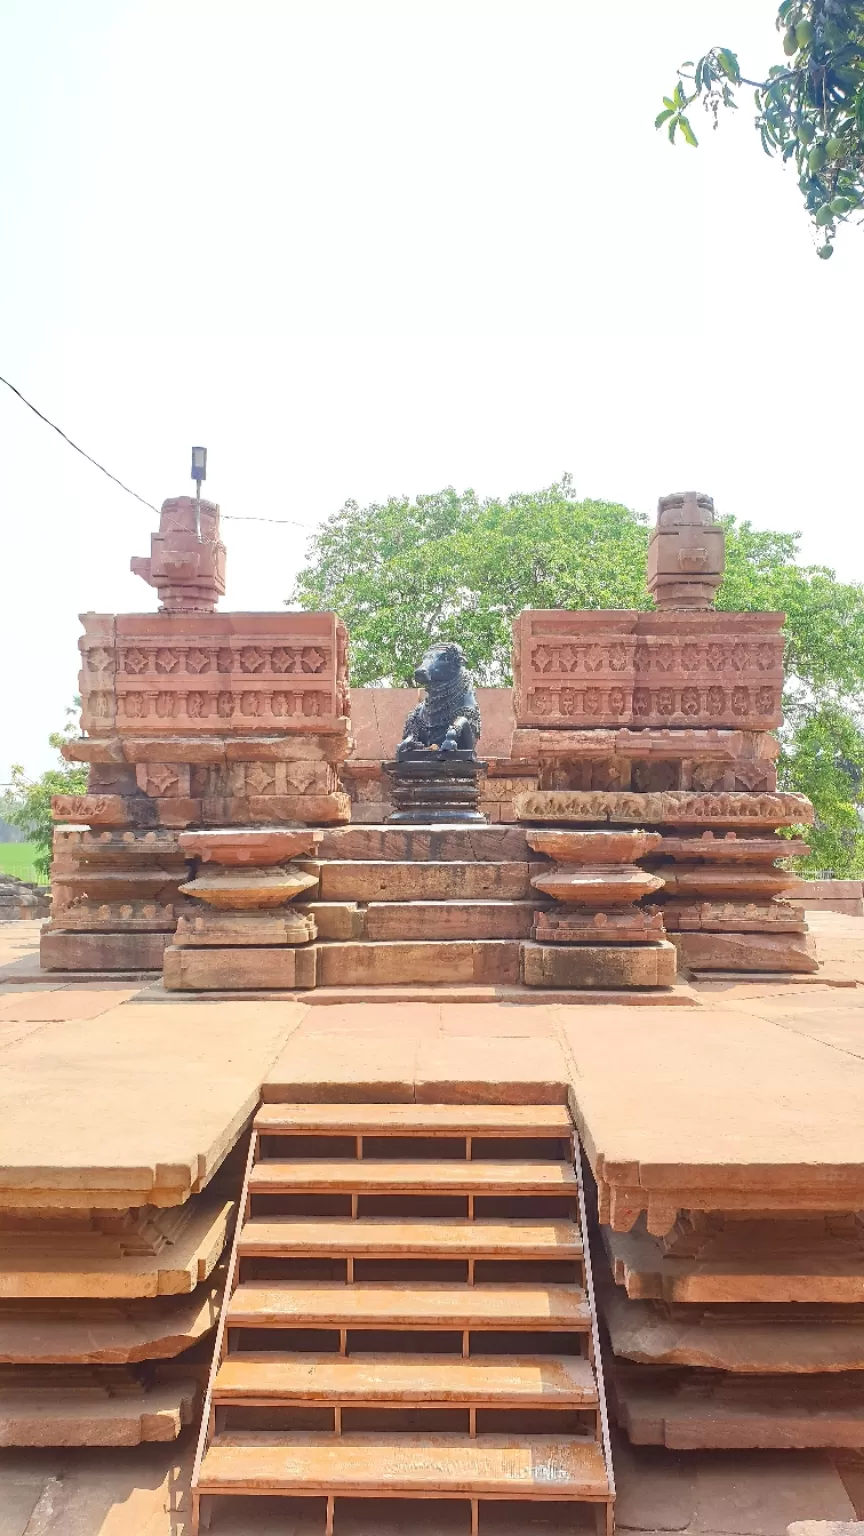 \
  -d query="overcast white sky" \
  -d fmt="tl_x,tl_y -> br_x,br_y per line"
2,1 -> 862,779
